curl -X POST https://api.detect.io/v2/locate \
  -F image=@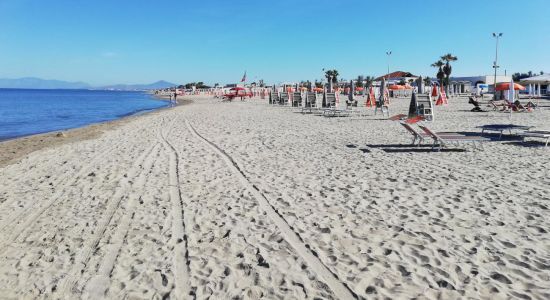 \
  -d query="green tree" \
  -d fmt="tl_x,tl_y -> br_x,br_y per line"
440,54 -> 458,92
431,60 -> 445,87
365,76 -> 375,88
324,69 -> 339,84
356,75 -> 364,87
423,76 -> 432,86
